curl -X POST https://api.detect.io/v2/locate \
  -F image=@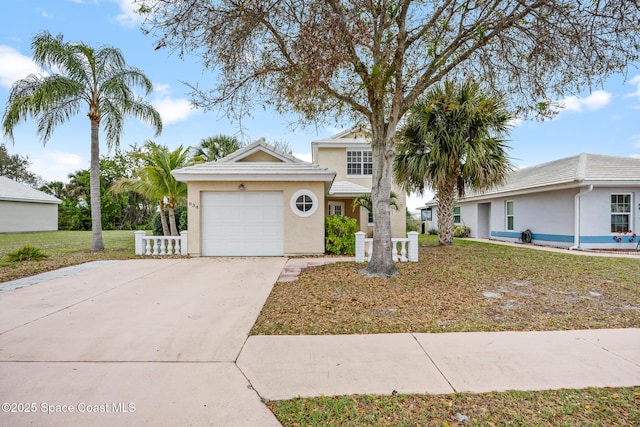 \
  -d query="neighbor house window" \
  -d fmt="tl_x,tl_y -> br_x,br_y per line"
611,194 -> 631,232
346,150 -> 373,176
421,208 -> 432,222
506,201 -> 514,230
367,210 -> 374,225
454,206 -> 461,224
